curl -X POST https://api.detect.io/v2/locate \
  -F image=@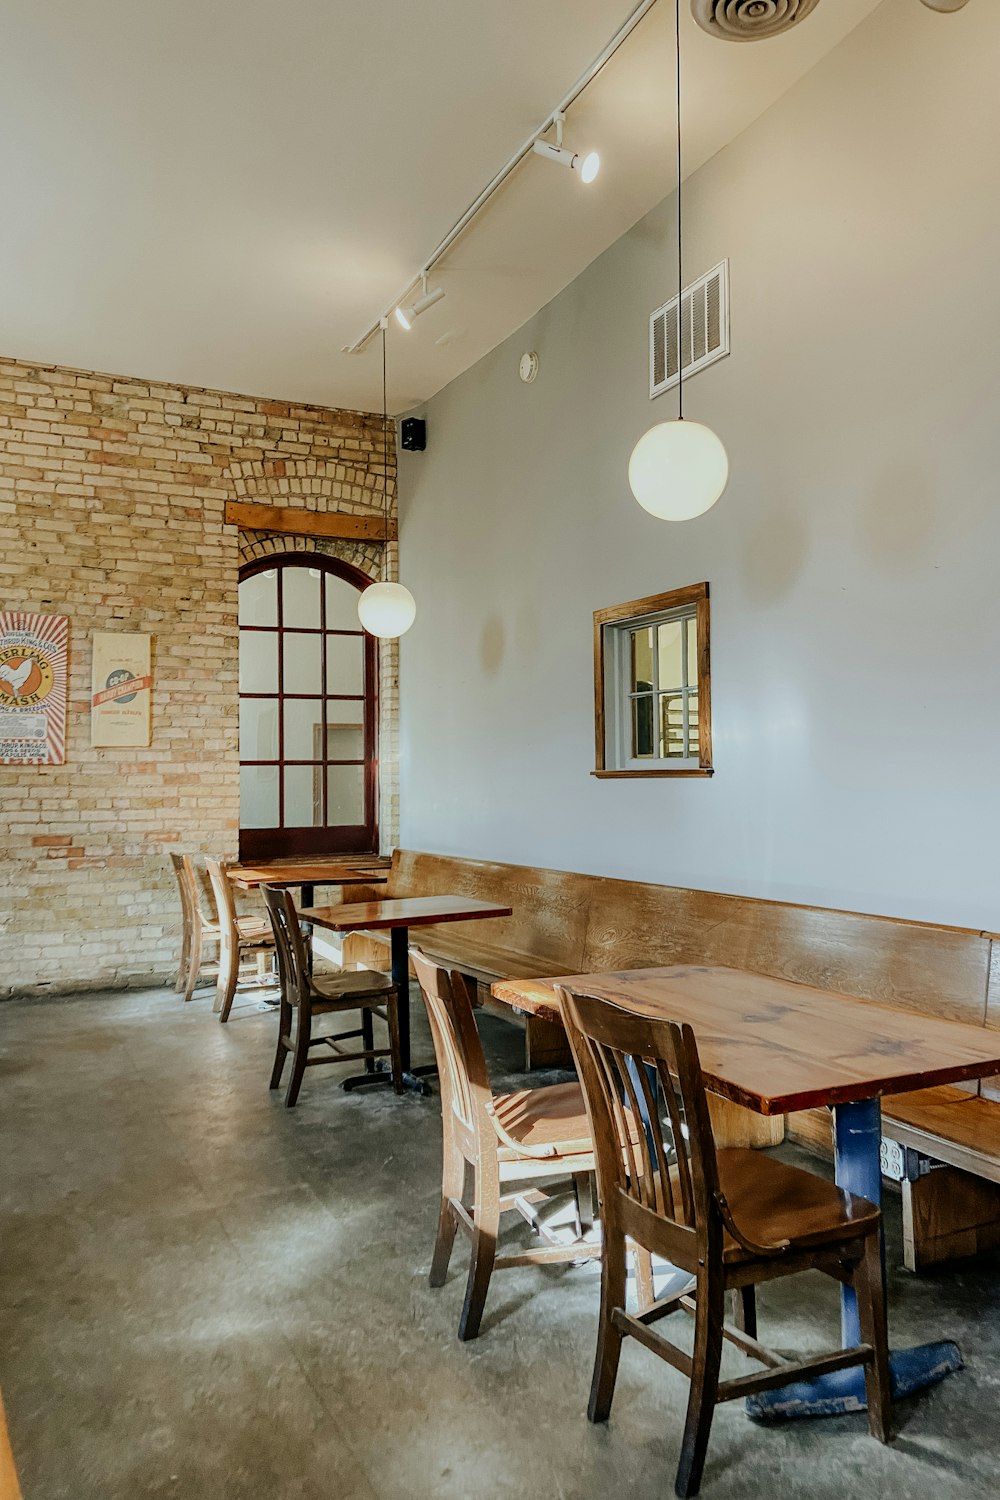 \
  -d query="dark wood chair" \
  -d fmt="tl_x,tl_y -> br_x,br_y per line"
263,884 -> 403,1106
558,984 -> 892,1500
409,947 -> 619,1342
205,857 -> 275,1020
